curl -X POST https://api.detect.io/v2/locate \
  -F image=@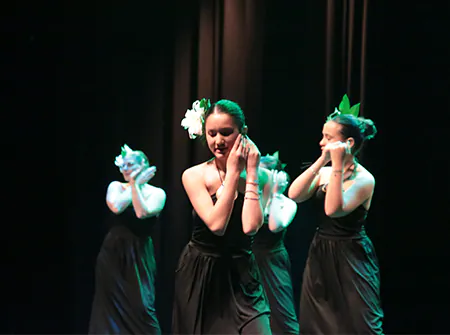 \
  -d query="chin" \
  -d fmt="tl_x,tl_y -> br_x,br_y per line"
215,151 -> 229,160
